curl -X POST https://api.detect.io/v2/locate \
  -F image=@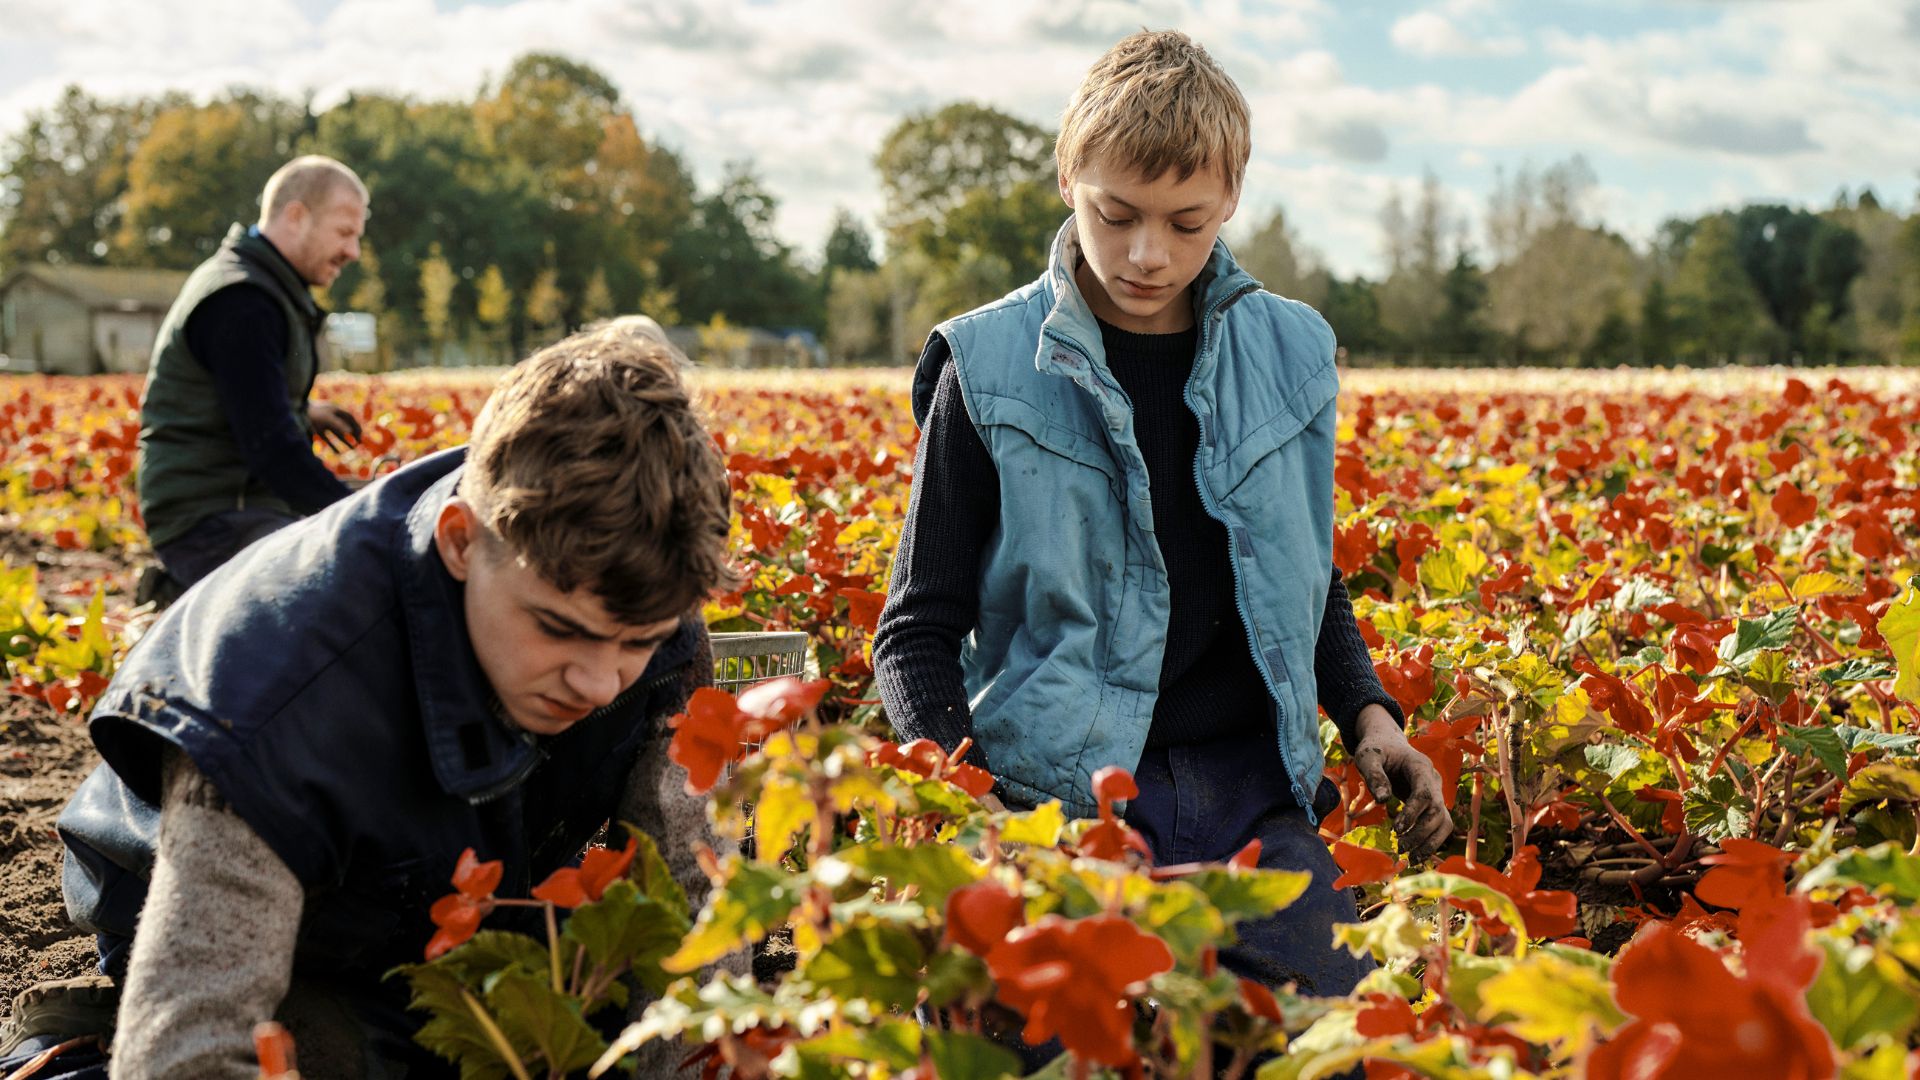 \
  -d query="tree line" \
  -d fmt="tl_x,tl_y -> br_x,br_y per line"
3,52 -> 1917,367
